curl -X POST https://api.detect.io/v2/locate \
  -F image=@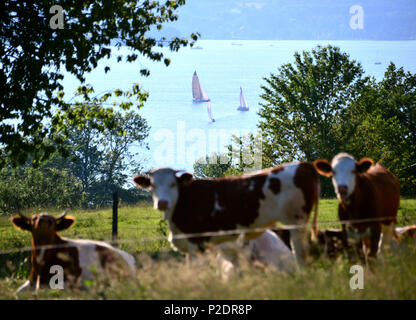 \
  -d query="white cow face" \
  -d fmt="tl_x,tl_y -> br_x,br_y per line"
314,153 -> 373,201
133,168 -> 193,211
